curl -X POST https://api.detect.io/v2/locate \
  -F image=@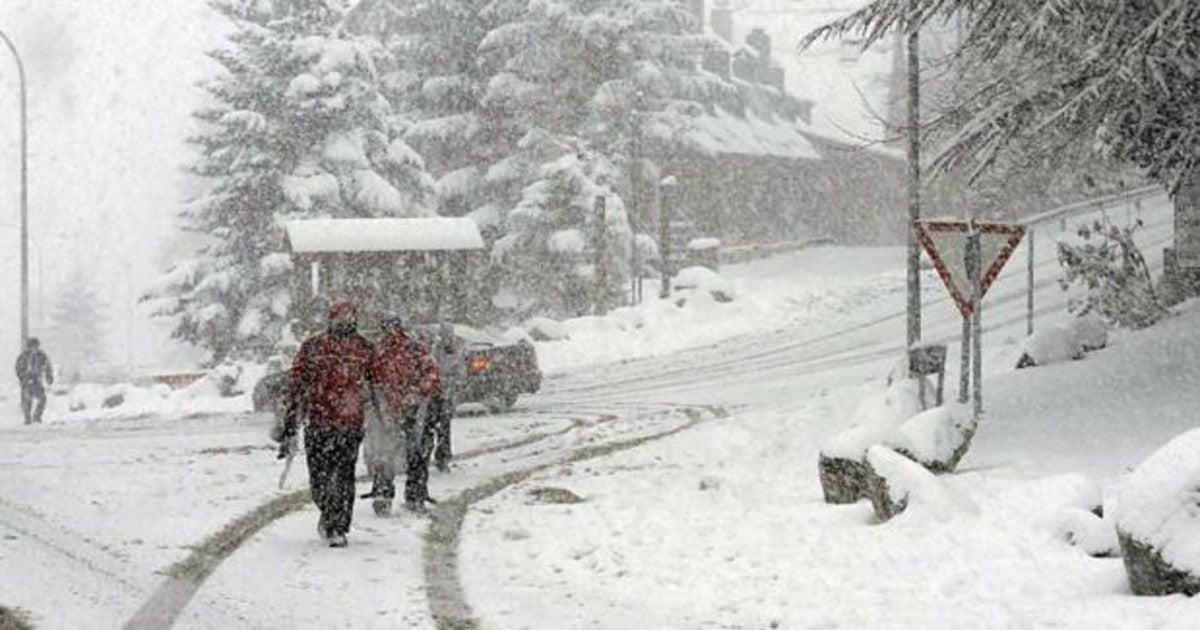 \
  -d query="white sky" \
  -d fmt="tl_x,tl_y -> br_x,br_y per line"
0,0 -> 226,372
